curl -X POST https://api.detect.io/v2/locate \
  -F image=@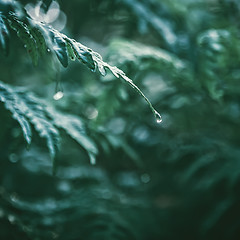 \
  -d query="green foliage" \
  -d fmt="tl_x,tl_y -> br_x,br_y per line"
0,0 -> 162,168
0,14 -> 9,55
0,82 -> 32,145
8,13 -> 39,66
0,81 -> 60,158
1,0 -> 240,240
197,28 -> 240,100
0,81 -> 98,164
0,3 -> 160,122
48,107 -> 98,165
